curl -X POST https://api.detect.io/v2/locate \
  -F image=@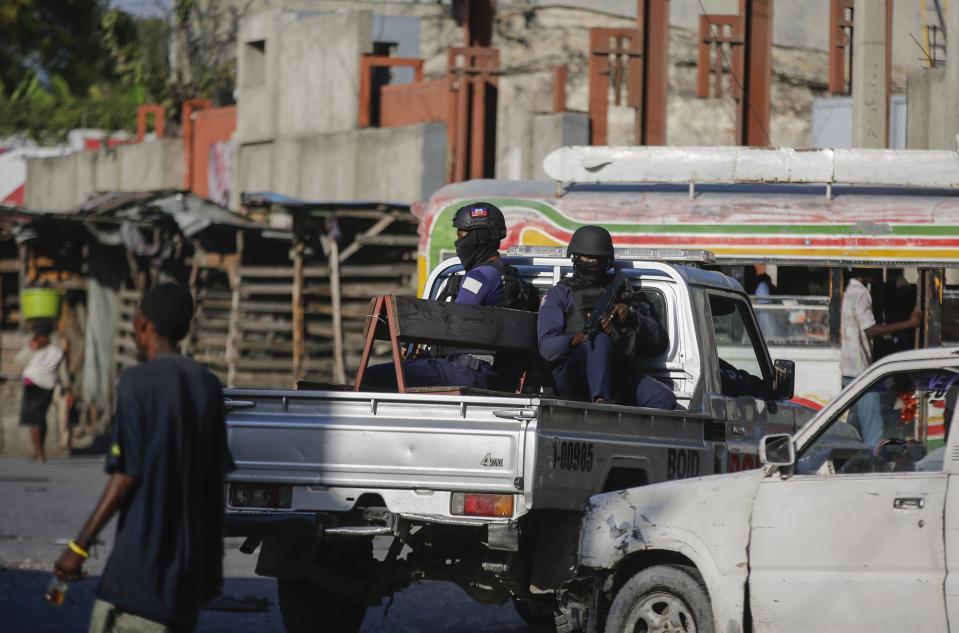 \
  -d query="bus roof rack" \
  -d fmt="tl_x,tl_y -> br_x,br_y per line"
507,245 -> 716,264
542,146 -> 959,190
